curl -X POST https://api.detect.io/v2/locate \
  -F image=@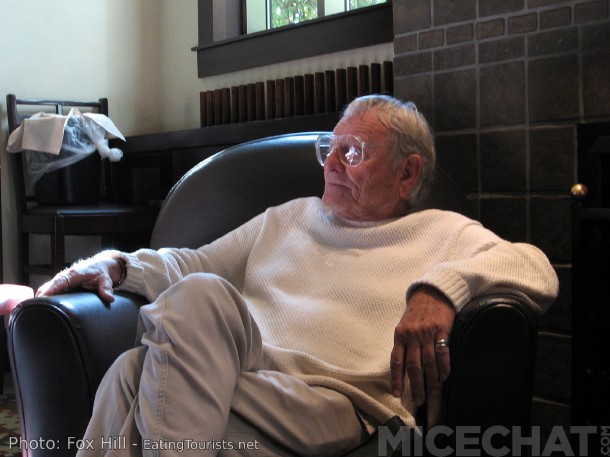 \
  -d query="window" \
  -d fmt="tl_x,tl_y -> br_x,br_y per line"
246,0 -> 387,33
195,0 -> 393,77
